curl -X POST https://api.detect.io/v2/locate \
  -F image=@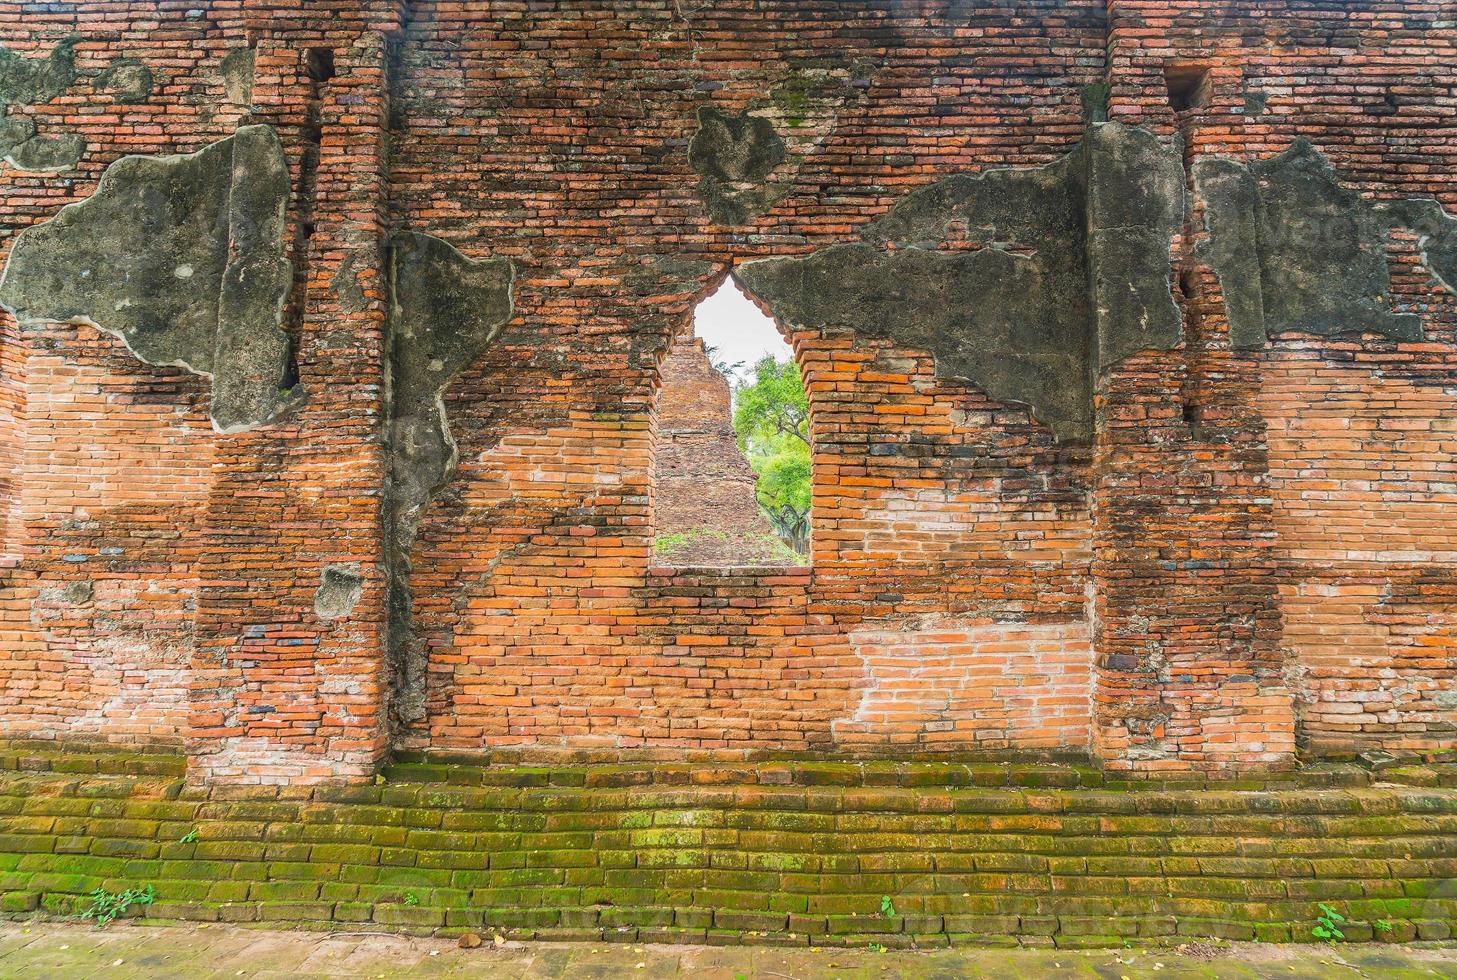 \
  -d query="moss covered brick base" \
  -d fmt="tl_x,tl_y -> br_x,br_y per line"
1,755 -> 1455,948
